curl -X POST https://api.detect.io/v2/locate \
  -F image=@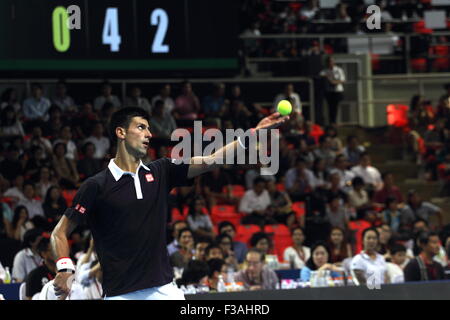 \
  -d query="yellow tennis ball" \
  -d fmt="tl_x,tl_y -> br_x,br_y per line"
277,100 -> 292,116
